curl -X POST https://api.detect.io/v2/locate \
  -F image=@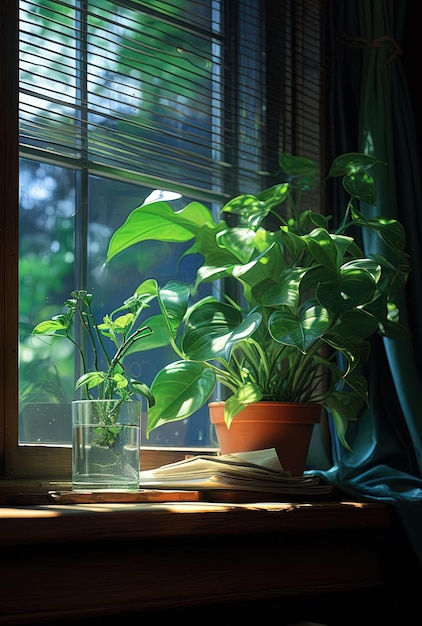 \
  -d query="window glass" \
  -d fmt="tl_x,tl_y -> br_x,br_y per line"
18,0 -> 236,449
19,159 -> 76,444
20,159 -> 216,446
